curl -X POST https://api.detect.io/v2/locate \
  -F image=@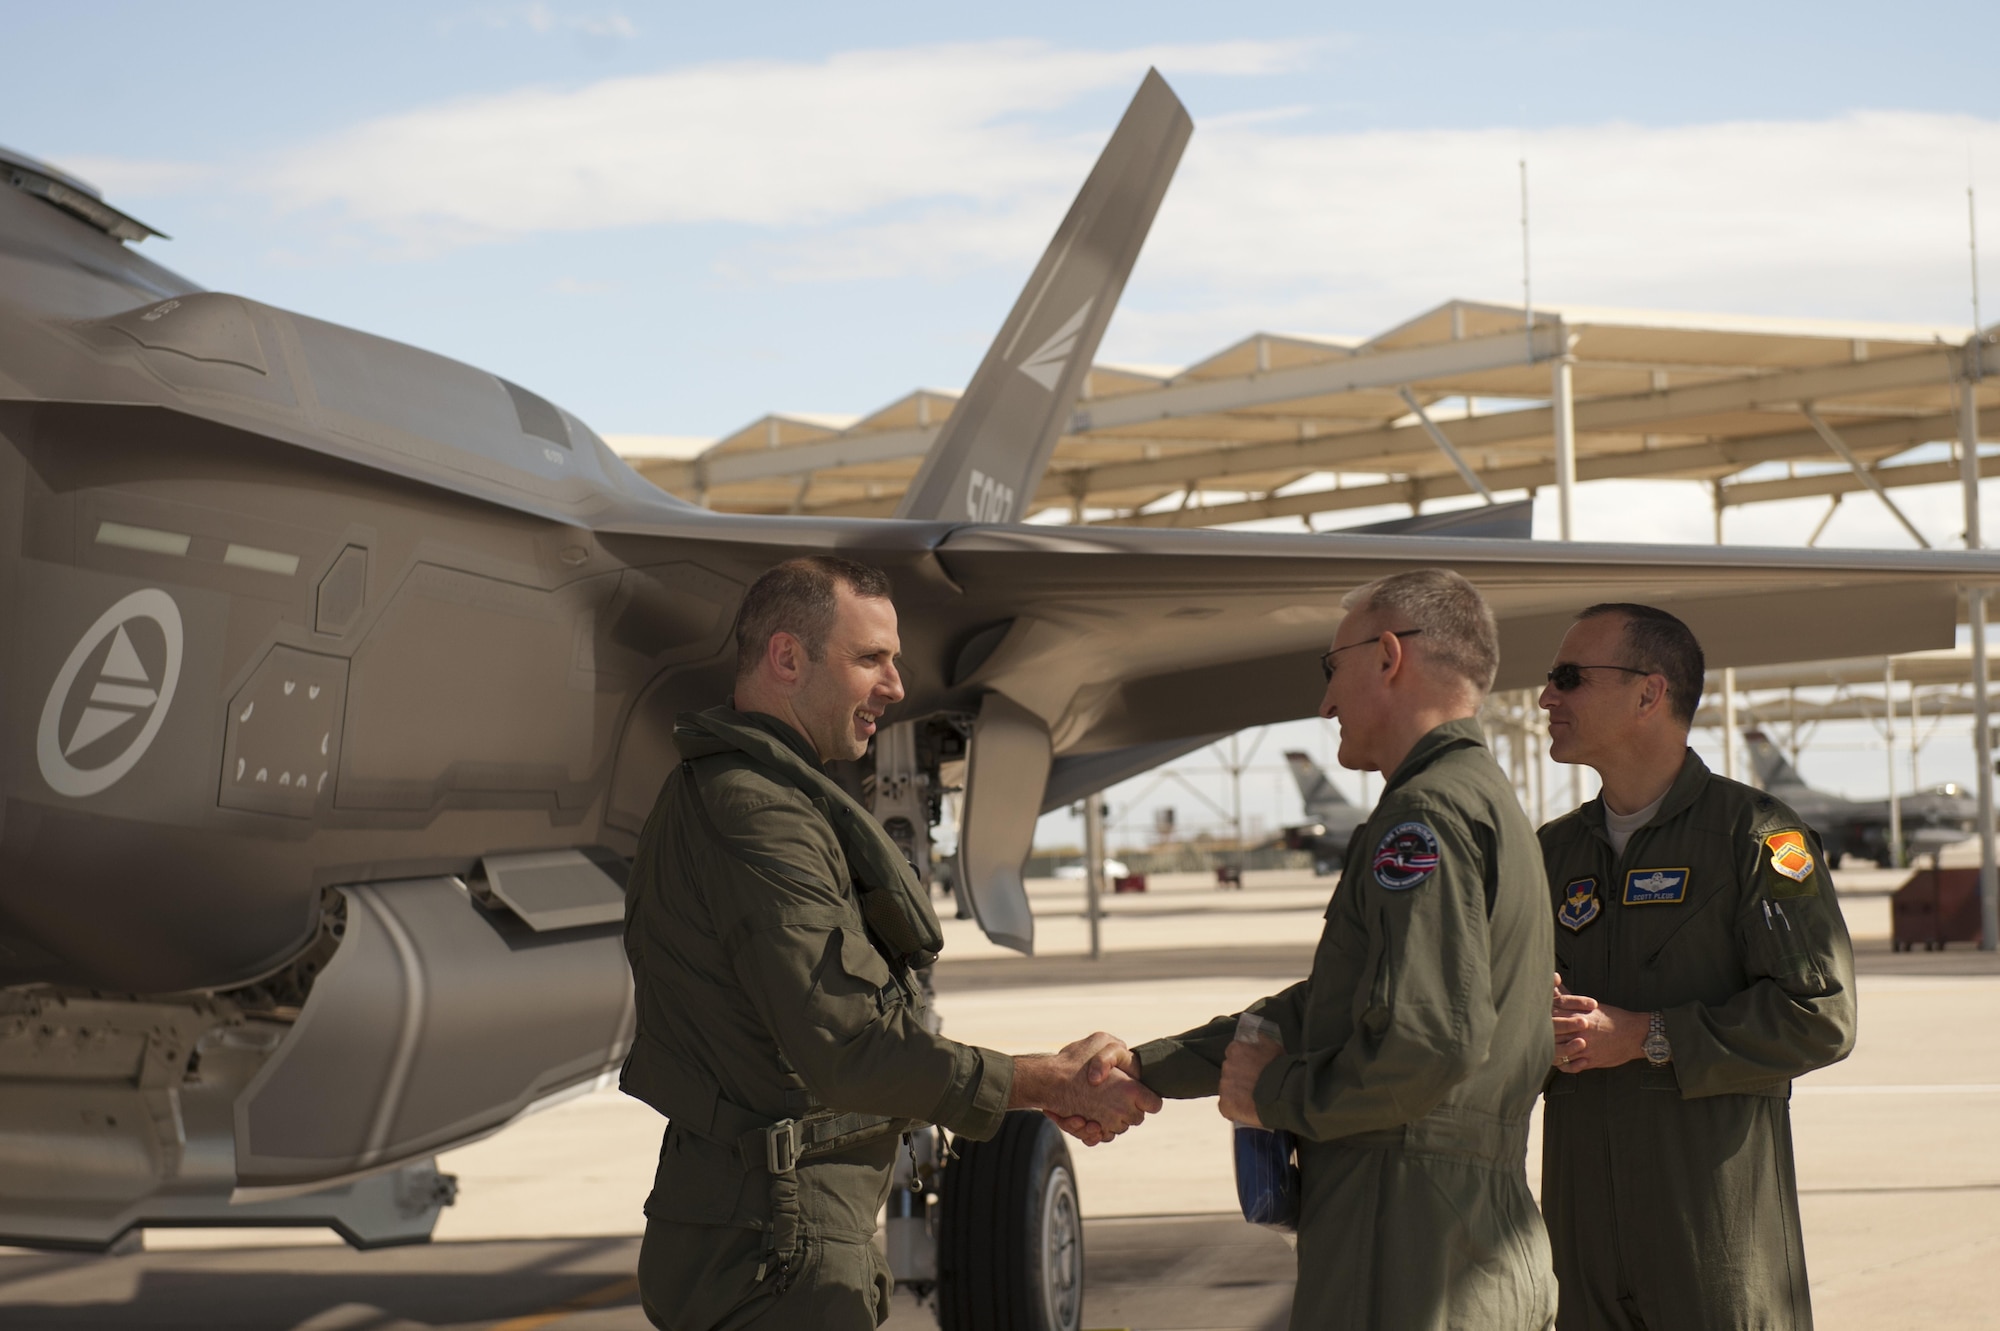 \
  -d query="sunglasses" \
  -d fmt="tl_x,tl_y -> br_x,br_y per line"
1320,629 -> 1423,681
1545,662 -> 1653,692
